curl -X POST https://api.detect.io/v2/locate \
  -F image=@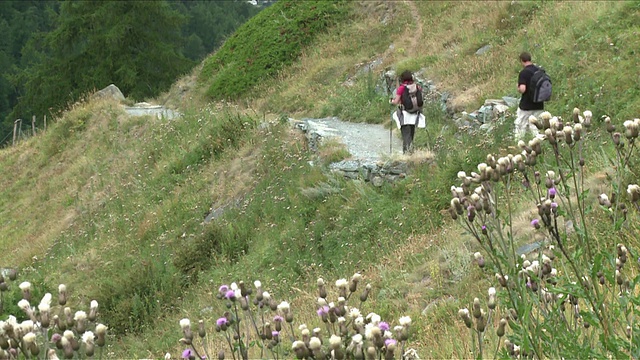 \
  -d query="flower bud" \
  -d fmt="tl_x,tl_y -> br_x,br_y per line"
472,298 -> 482,319
496,318 -> 507,337
458,308 -> 472,329
474,252 -> 485,268
572,108 -> 580,123
613,132 -> 622,146
58,284 -> 67,306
